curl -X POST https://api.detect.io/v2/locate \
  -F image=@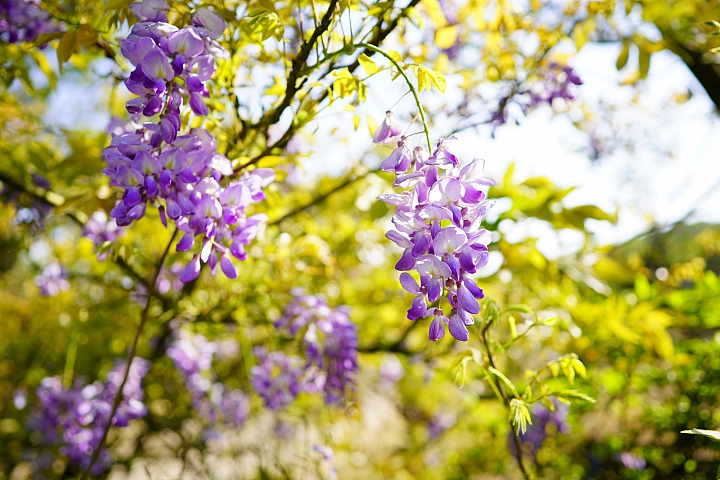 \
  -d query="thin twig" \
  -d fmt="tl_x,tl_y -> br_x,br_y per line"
79,228 -> 177,479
